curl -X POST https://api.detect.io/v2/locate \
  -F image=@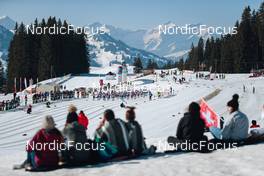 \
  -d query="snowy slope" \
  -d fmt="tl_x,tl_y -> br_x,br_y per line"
87,33 -> 168,67
0,74 -> 263,176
